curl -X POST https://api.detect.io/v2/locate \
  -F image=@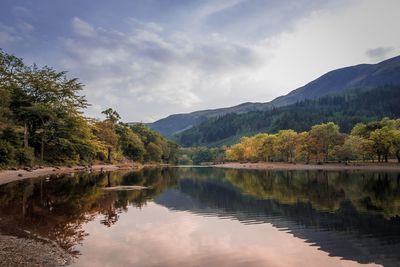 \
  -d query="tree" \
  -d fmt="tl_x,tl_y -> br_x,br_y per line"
369,127 -> 393,162
226,143 -> 245,162
10,64 -> 88,160
117,125 -> 145,162
275,130 -> 298,162
260,134 -> 277,162
191,147 -> 215,164
333,140 -> 354,163
102,108 -> 121,124
94,121 -> 119,162
146,142 -> 162,162
344,135 -> 374,162
351,123 -> 368,137
308,122 -> 341,162
295,132 -> 311,163
392,129 -> 400,163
